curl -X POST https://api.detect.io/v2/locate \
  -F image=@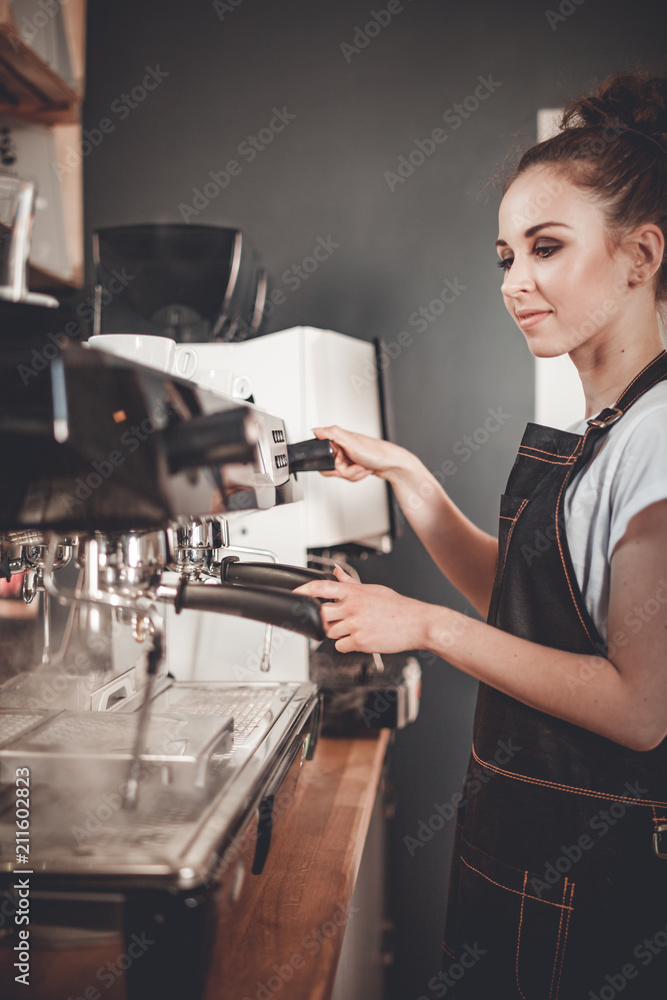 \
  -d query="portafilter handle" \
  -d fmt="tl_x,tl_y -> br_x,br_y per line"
157,580 -> 325,641
221,557 -> 335,590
